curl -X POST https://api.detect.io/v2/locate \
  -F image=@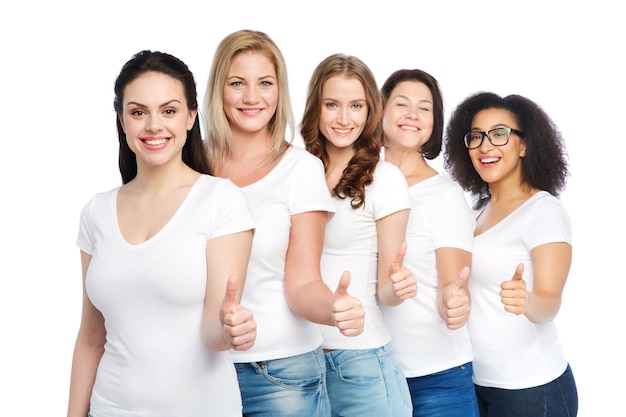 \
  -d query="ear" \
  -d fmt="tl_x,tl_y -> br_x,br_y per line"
187,109 -> 198,131
118,114 -> 127,134
520,140 -> 527,157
